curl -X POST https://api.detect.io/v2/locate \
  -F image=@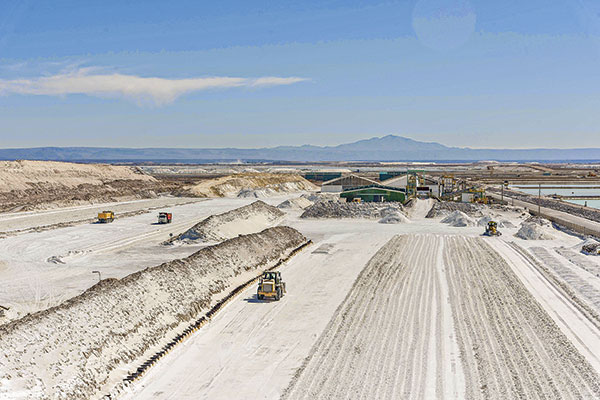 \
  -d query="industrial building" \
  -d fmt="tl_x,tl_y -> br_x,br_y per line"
303,172 -> 342,182
379,171 -> 405,181
321,174 -> 379,193
383,173 -> 440,197
340,185 -> 406,203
